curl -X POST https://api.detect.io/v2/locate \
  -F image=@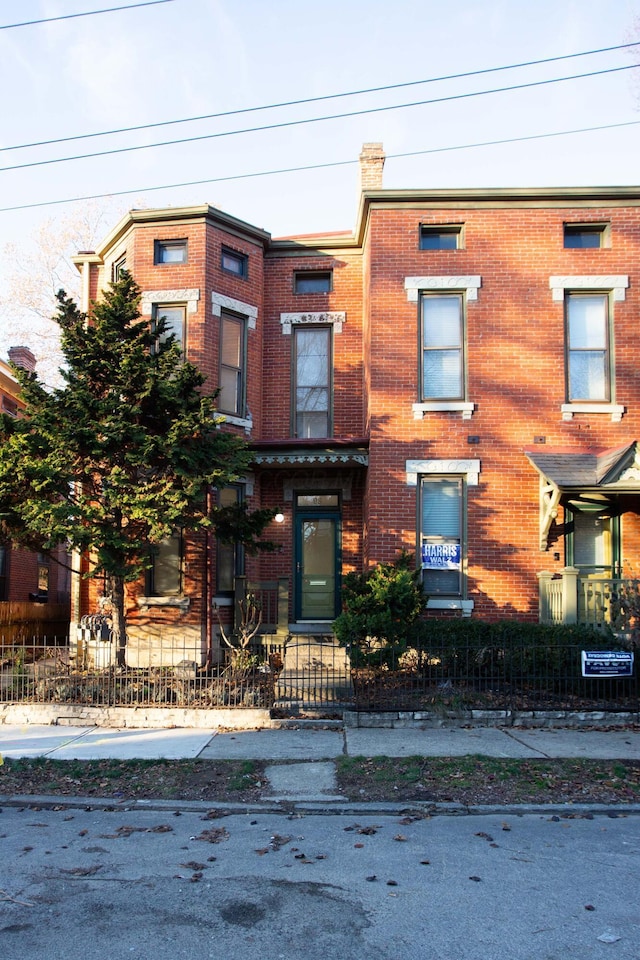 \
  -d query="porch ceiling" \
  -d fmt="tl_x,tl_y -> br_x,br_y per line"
525,442 -> 639,550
